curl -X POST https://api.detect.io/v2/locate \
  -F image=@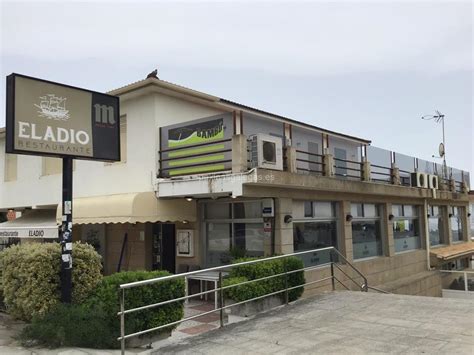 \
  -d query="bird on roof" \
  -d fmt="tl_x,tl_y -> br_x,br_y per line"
146,69 -> 158,79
